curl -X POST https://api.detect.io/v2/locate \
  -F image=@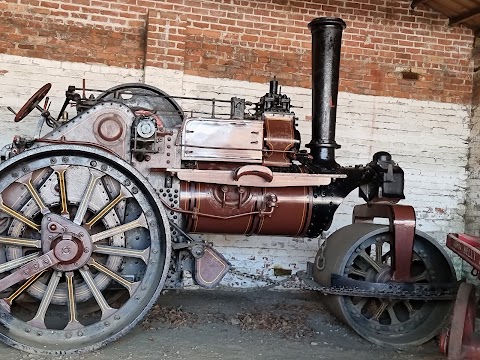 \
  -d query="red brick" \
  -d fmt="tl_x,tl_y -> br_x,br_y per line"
0,0 -> 474,104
